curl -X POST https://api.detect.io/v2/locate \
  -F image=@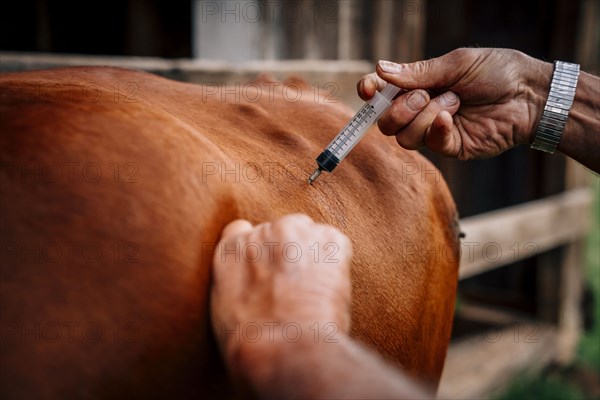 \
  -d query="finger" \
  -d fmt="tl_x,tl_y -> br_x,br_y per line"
220,219 -> 253,242
377,89 -> 430,135
213,220 -> 254,297
395,91 -> 461,150
424,110 -> 462,158
357,72 -> 389,101
376,50 -> 465,90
